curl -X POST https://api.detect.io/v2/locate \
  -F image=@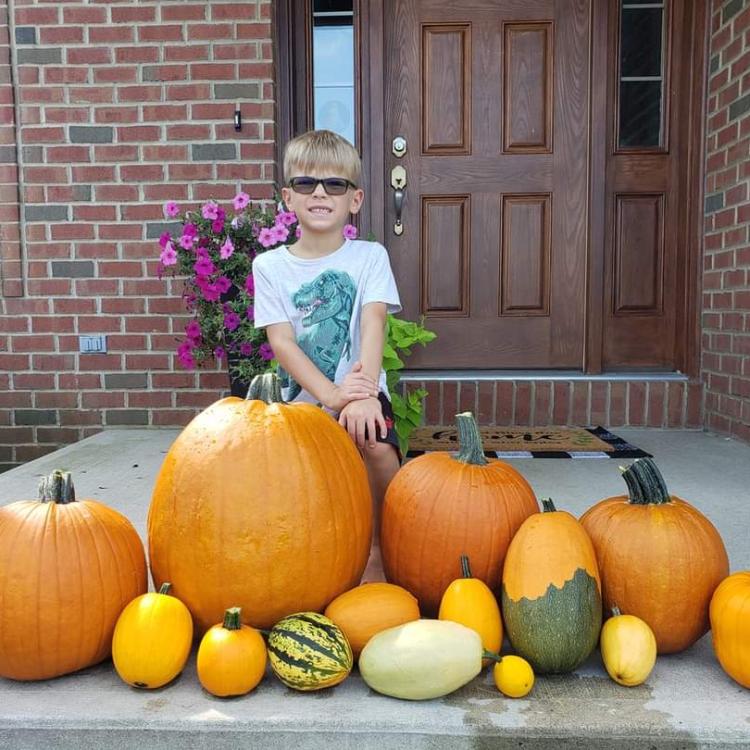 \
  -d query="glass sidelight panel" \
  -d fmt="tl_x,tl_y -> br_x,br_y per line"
618,1 -> 665,149
313,0 -> 355,145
